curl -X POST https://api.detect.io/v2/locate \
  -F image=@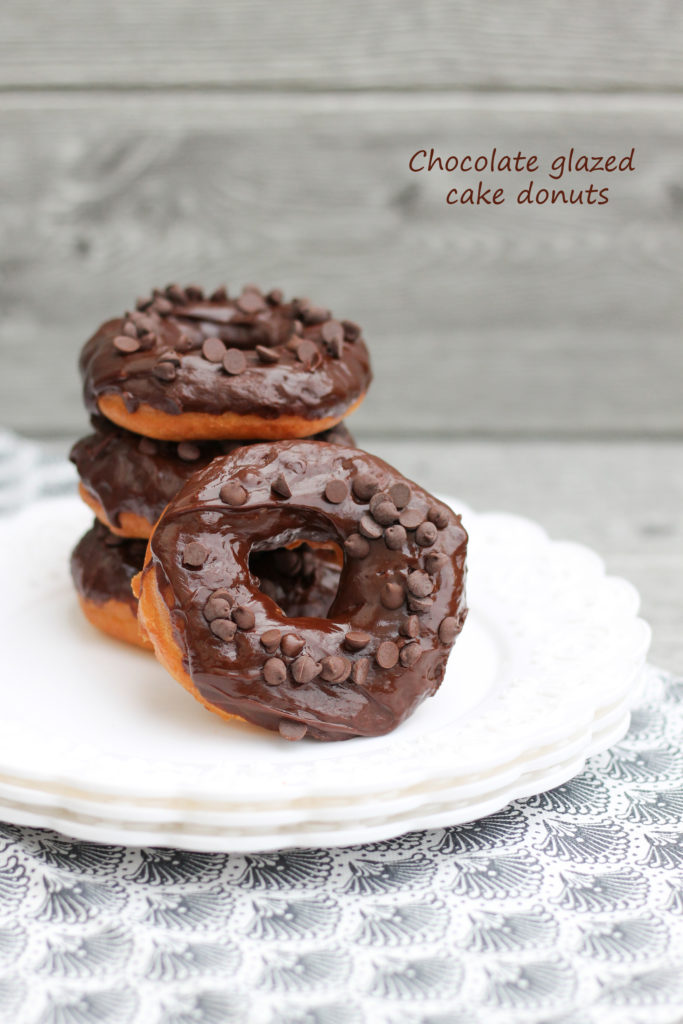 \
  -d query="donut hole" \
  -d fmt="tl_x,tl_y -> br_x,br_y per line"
249,542 -> 342,619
